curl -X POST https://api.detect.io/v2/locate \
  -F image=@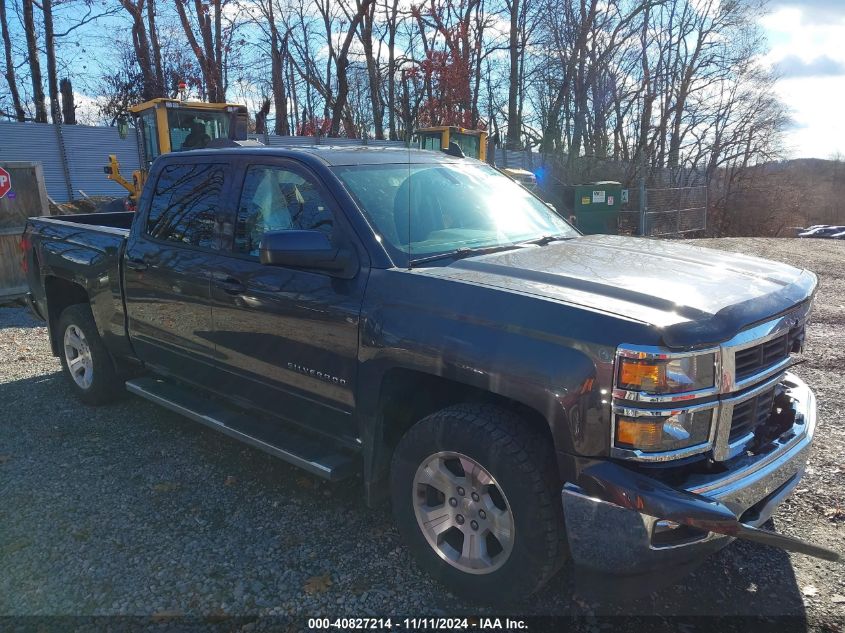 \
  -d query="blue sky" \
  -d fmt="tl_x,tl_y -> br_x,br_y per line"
763,0 -> 845,158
